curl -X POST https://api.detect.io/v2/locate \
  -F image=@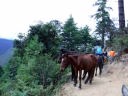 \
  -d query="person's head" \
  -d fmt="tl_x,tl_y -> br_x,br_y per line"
95,40 -> 101,46
111,48 -> 114,51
